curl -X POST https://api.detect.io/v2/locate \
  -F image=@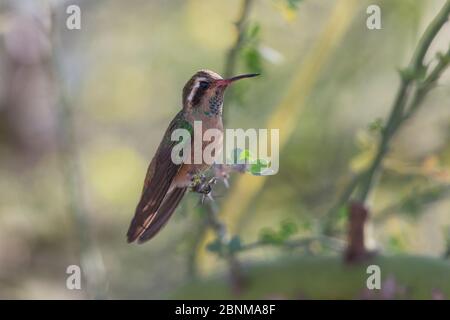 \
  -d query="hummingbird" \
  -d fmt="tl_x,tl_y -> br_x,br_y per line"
127,69 -> 259,243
